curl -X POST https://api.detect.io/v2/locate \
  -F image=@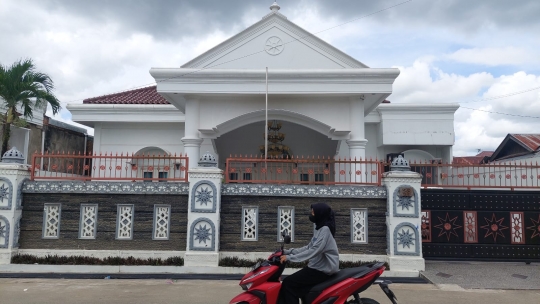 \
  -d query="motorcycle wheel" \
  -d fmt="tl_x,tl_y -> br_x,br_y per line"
346,298 -> 380,304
